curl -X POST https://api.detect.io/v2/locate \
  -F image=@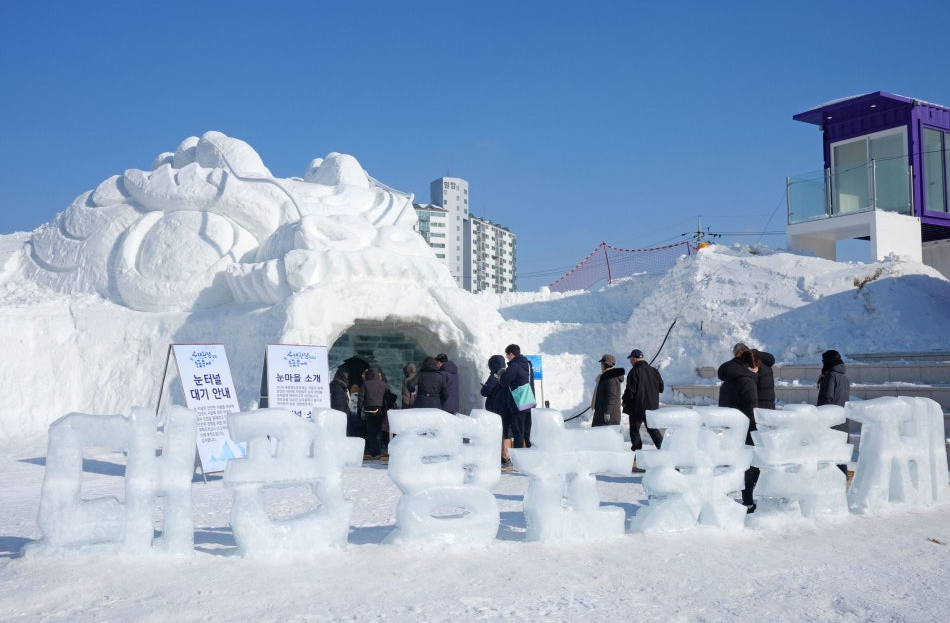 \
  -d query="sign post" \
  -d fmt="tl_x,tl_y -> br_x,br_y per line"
264,344 -> 330,419
171,344 -> 245,474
